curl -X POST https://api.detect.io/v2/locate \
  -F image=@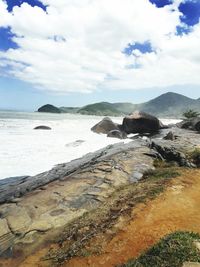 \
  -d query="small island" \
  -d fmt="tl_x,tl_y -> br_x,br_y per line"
38,104 -> 61,113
